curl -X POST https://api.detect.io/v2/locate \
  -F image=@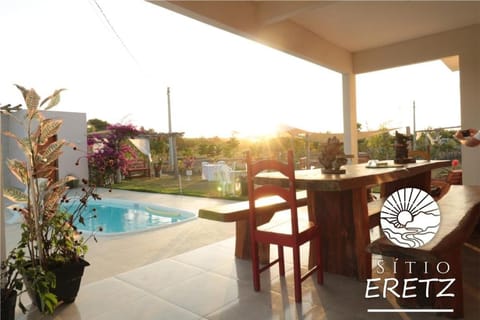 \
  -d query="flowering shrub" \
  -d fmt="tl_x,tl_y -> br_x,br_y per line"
183,156 -> 195,170
87,124 -> 143,185
451,159 -> 460,170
